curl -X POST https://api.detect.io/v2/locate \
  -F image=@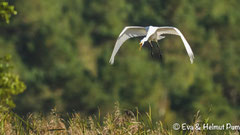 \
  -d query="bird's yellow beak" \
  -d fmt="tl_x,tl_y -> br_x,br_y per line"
139,43 -> 143,51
